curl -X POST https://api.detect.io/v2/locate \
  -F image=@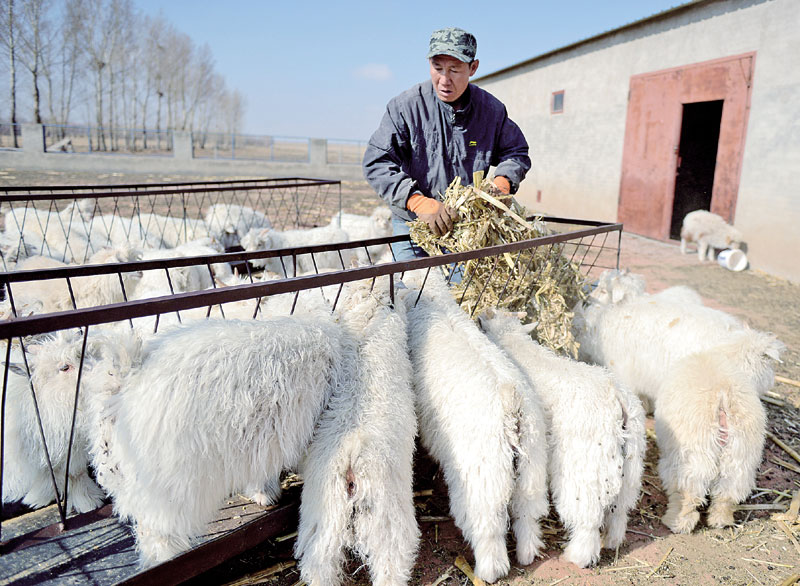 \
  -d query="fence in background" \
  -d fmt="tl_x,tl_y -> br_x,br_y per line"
3,122 -> 366,165
0,123 -> 369,180
326,139 -> 367,165
42,125 -> 174,156
192,132 -> 311,162
0,123 -> 22,150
